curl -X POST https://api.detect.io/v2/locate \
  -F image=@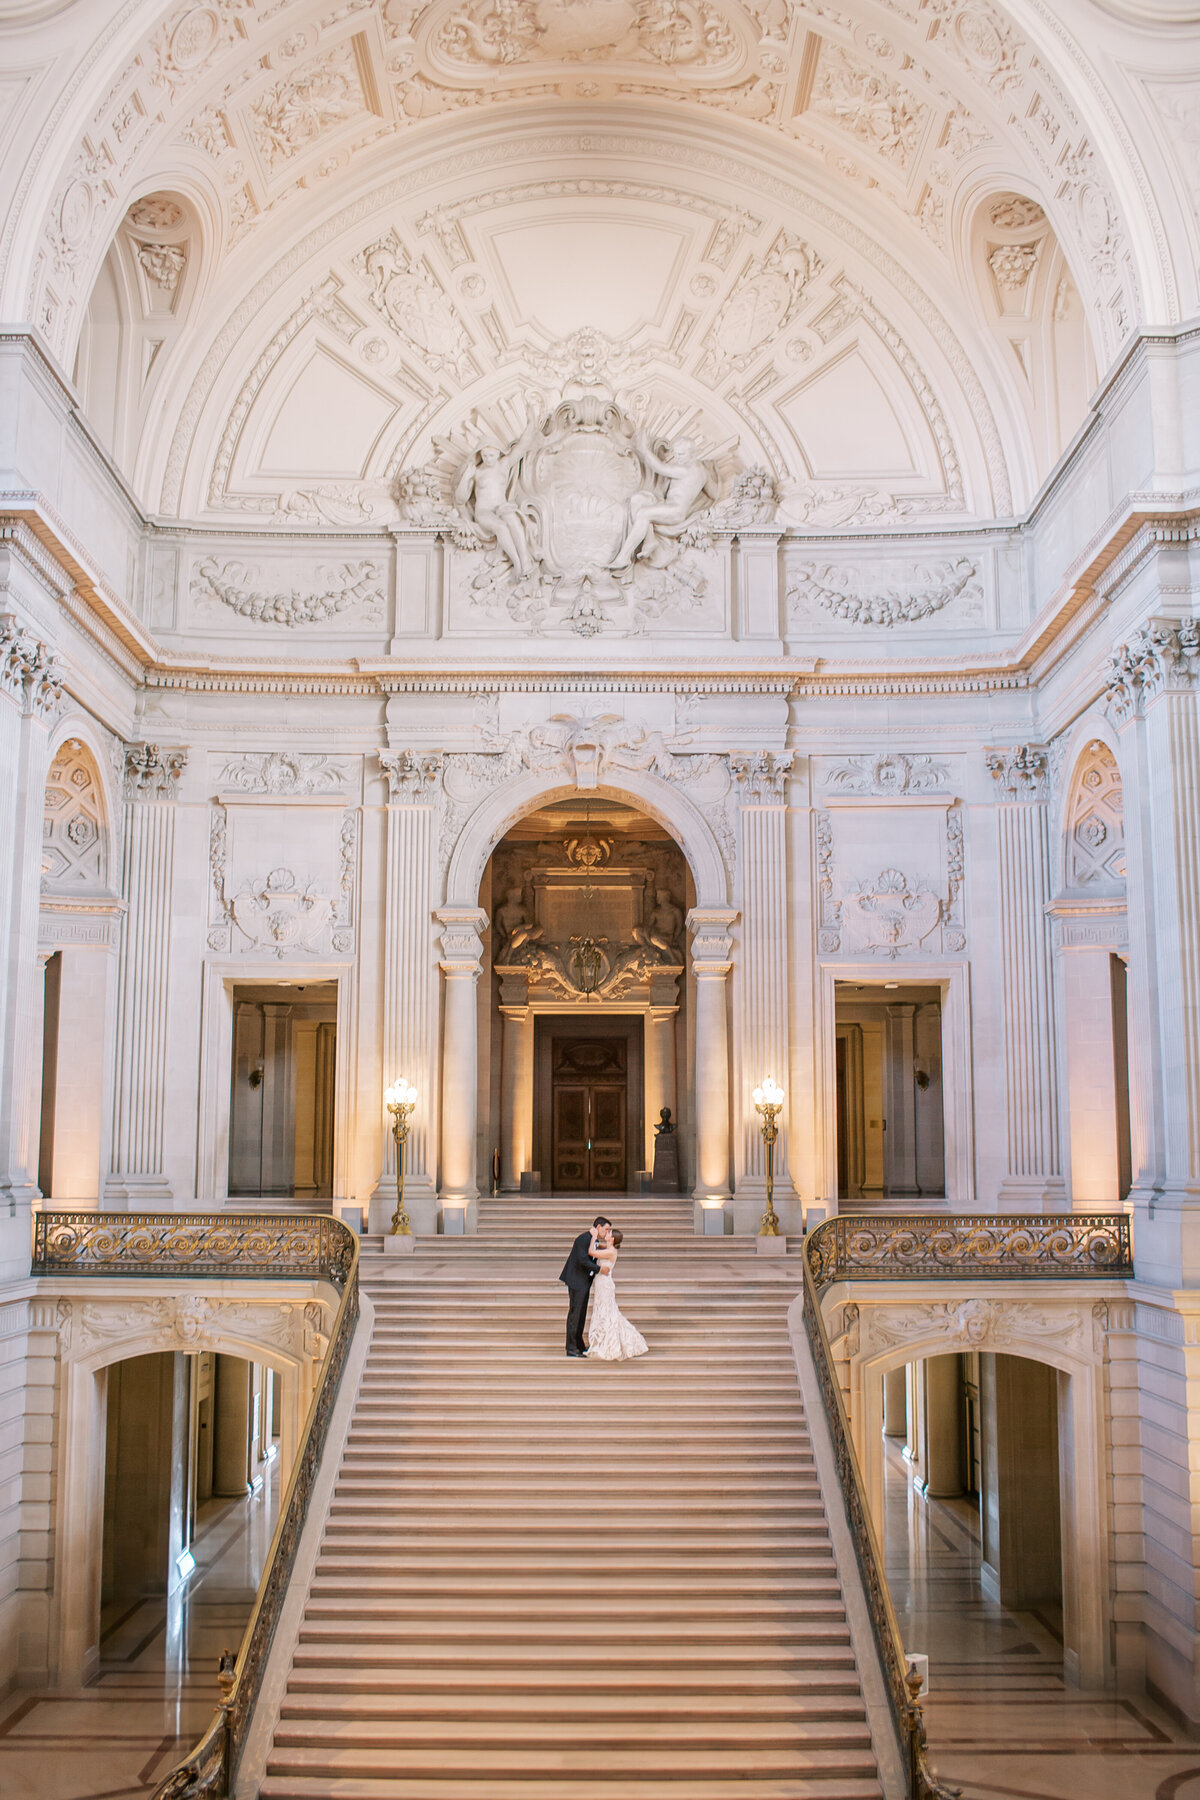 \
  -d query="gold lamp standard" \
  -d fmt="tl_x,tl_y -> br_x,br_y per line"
752,1077 -> 785,1237
385,1078 -> 418,1235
